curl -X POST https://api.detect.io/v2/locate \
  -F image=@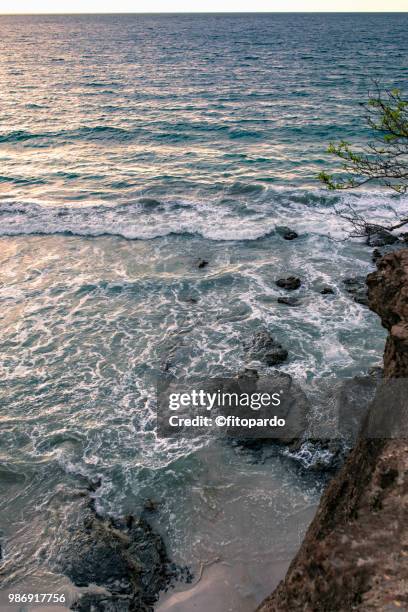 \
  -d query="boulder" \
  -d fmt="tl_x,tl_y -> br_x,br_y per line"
275,277 -> 301,290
